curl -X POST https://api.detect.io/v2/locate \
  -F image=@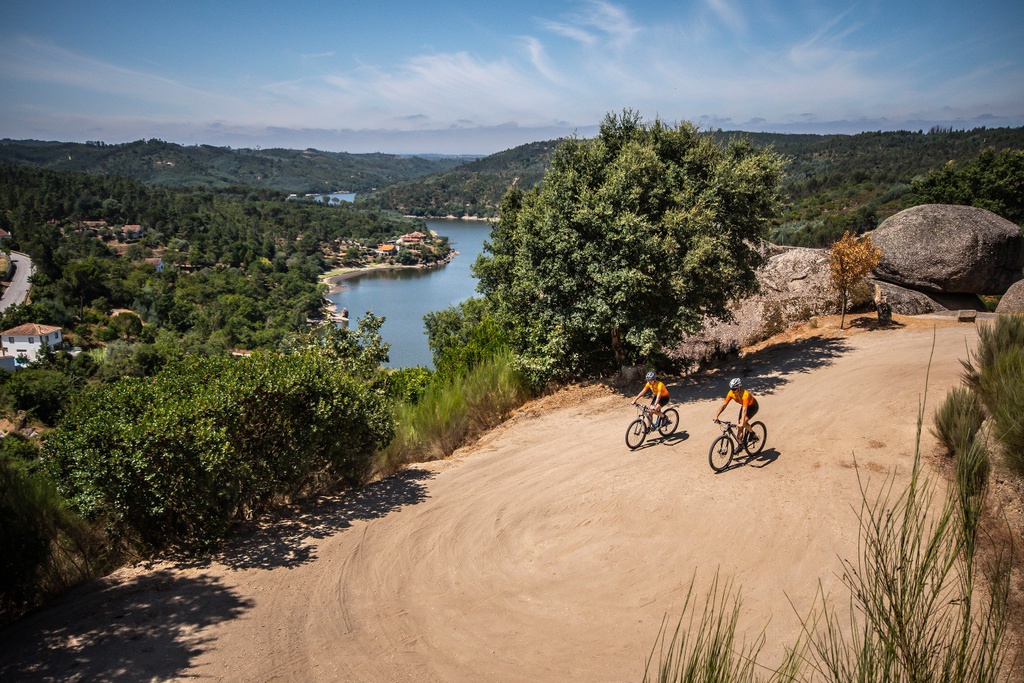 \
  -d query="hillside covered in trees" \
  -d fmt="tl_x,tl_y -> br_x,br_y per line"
0,163 -> 425,375
357,126 -> 1024,244
0,138 -> 473,195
